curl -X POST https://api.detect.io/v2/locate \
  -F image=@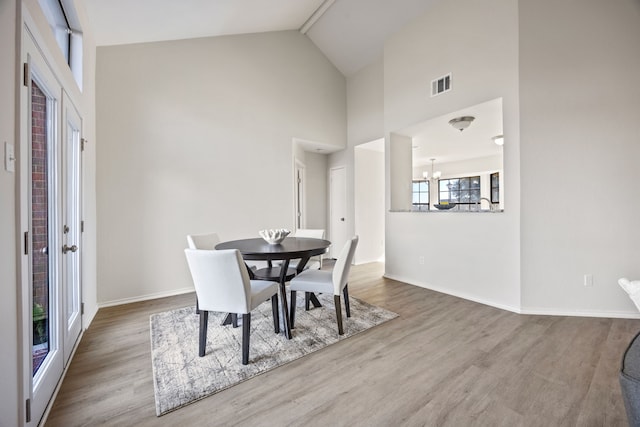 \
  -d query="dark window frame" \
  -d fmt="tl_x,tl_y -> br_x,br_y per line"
39,0 -> 73,66
438,176 -> 481,210
412,179 -> 430,211
490,172 -> 500,204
